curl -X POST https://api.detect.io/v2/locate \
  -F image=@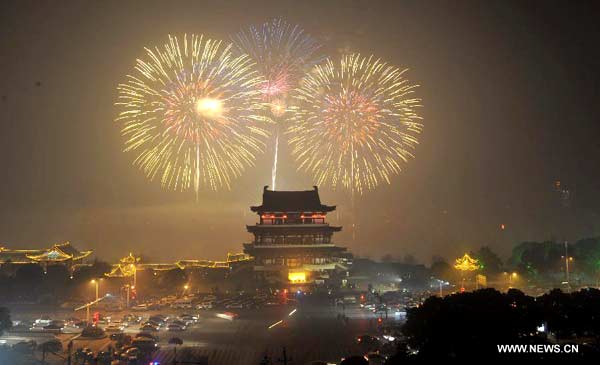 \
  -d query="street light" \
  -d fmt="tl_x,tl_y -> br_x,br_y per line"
182,284 -> 190,297
125,284 -> 135,308
434,278 -> 447,297
91,279 -> 101,301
